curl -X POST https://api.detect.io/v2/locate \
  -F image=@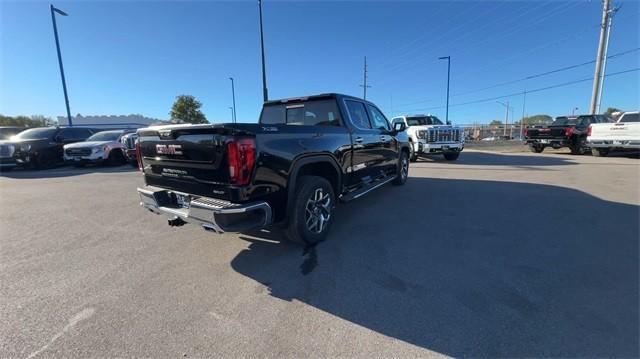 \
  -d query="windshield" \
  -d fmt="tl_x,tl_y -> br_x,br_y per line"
406,116 -> 443,126
11,127 -> 57,140
621,113 -> 639,123
87,131 -> 123,142
552,117 -> 577,126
